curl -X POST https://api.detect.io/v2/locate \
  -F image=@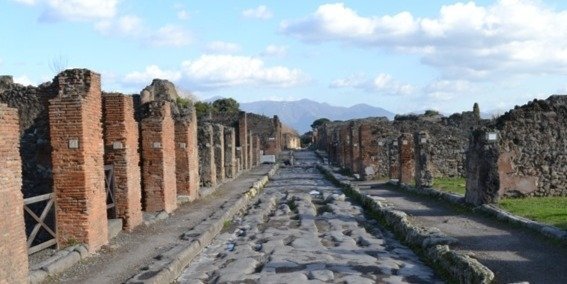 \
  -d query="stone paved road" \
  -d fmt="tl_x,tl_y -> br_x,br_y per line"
178,151 -> 442,283
358,182 -> 567,284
